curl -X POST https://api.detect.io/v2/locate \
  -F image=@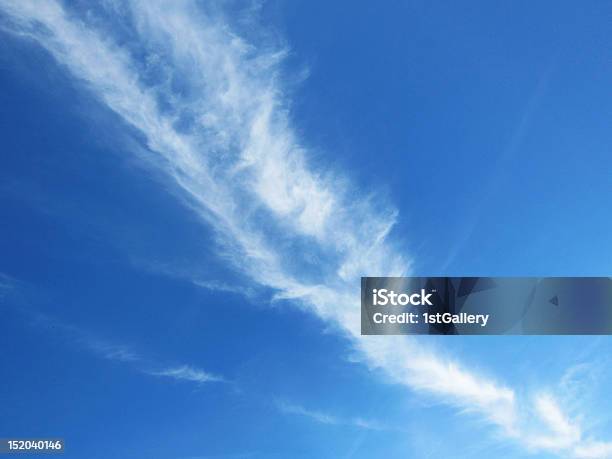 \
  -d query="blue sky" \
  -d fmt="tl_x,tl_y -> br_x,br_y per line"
0,1 -> 611,458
